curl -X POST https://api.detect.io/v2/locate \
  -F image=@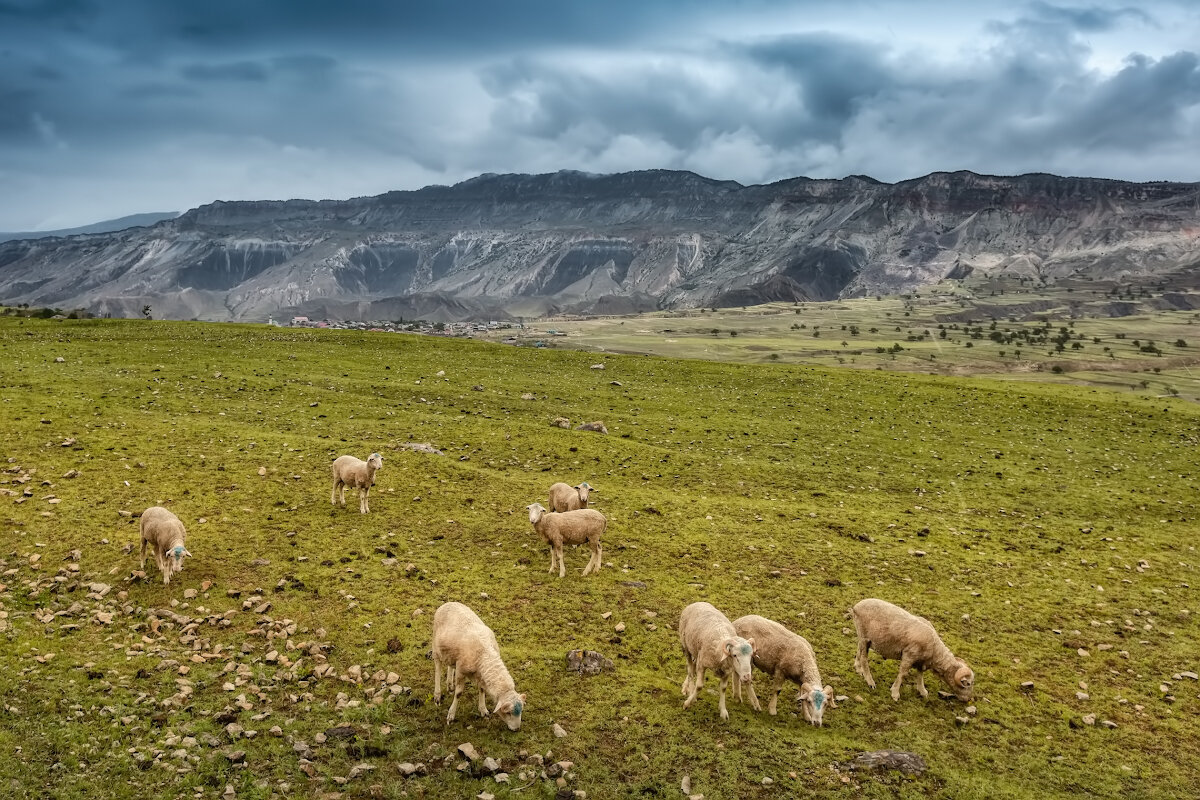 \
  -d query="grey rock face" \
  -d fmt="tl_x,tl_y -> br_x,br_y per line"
2,169 -> 1197,321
